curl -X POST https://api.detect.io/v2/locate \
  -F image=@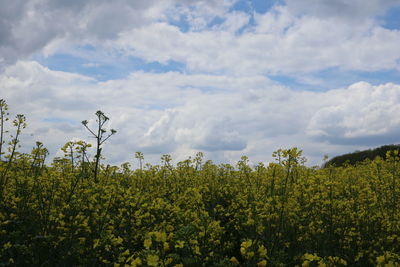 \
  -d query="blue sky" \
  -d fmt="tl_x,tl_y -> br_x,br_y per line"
1,0 -> 400,166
